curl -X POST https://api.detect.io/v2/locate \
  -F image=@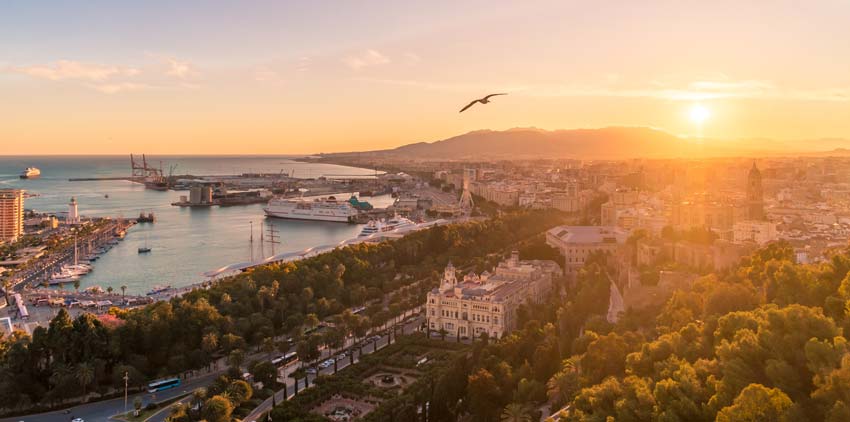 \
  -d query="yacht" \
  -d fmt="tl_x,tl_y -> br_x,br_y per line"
358,215 -> 416,237
264,196 -> 358,223
50,270 -> 81,285
19,167 -> 41,179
